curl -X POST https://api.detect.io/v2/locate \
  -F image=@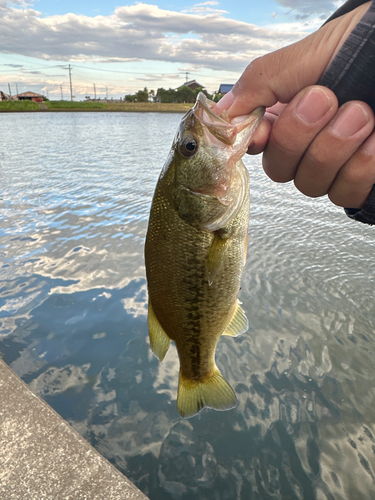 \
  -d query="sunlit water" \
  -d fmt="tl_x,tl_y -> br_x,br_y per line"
1,112 -> 375,500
